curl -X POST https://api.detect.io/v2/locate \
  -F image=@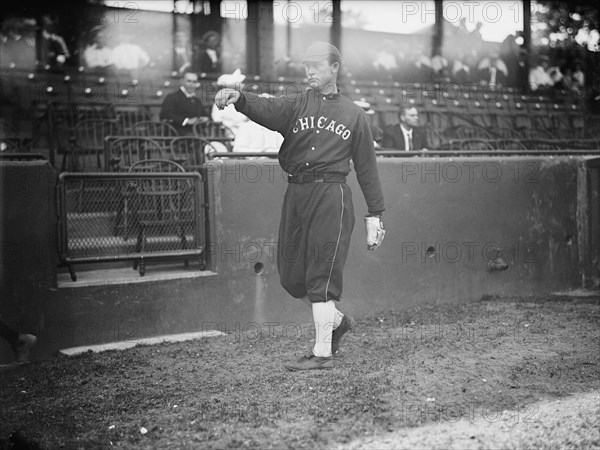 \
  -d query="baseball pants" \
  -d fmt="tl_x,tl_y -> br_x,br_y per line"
277,182 -> 355,303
